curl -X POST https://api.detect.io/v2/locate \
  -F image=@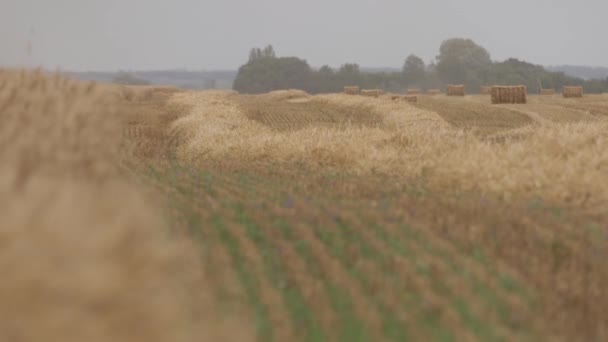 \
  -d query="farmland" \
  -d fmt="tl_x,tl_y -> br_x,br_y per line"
3,70 -> 608,341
